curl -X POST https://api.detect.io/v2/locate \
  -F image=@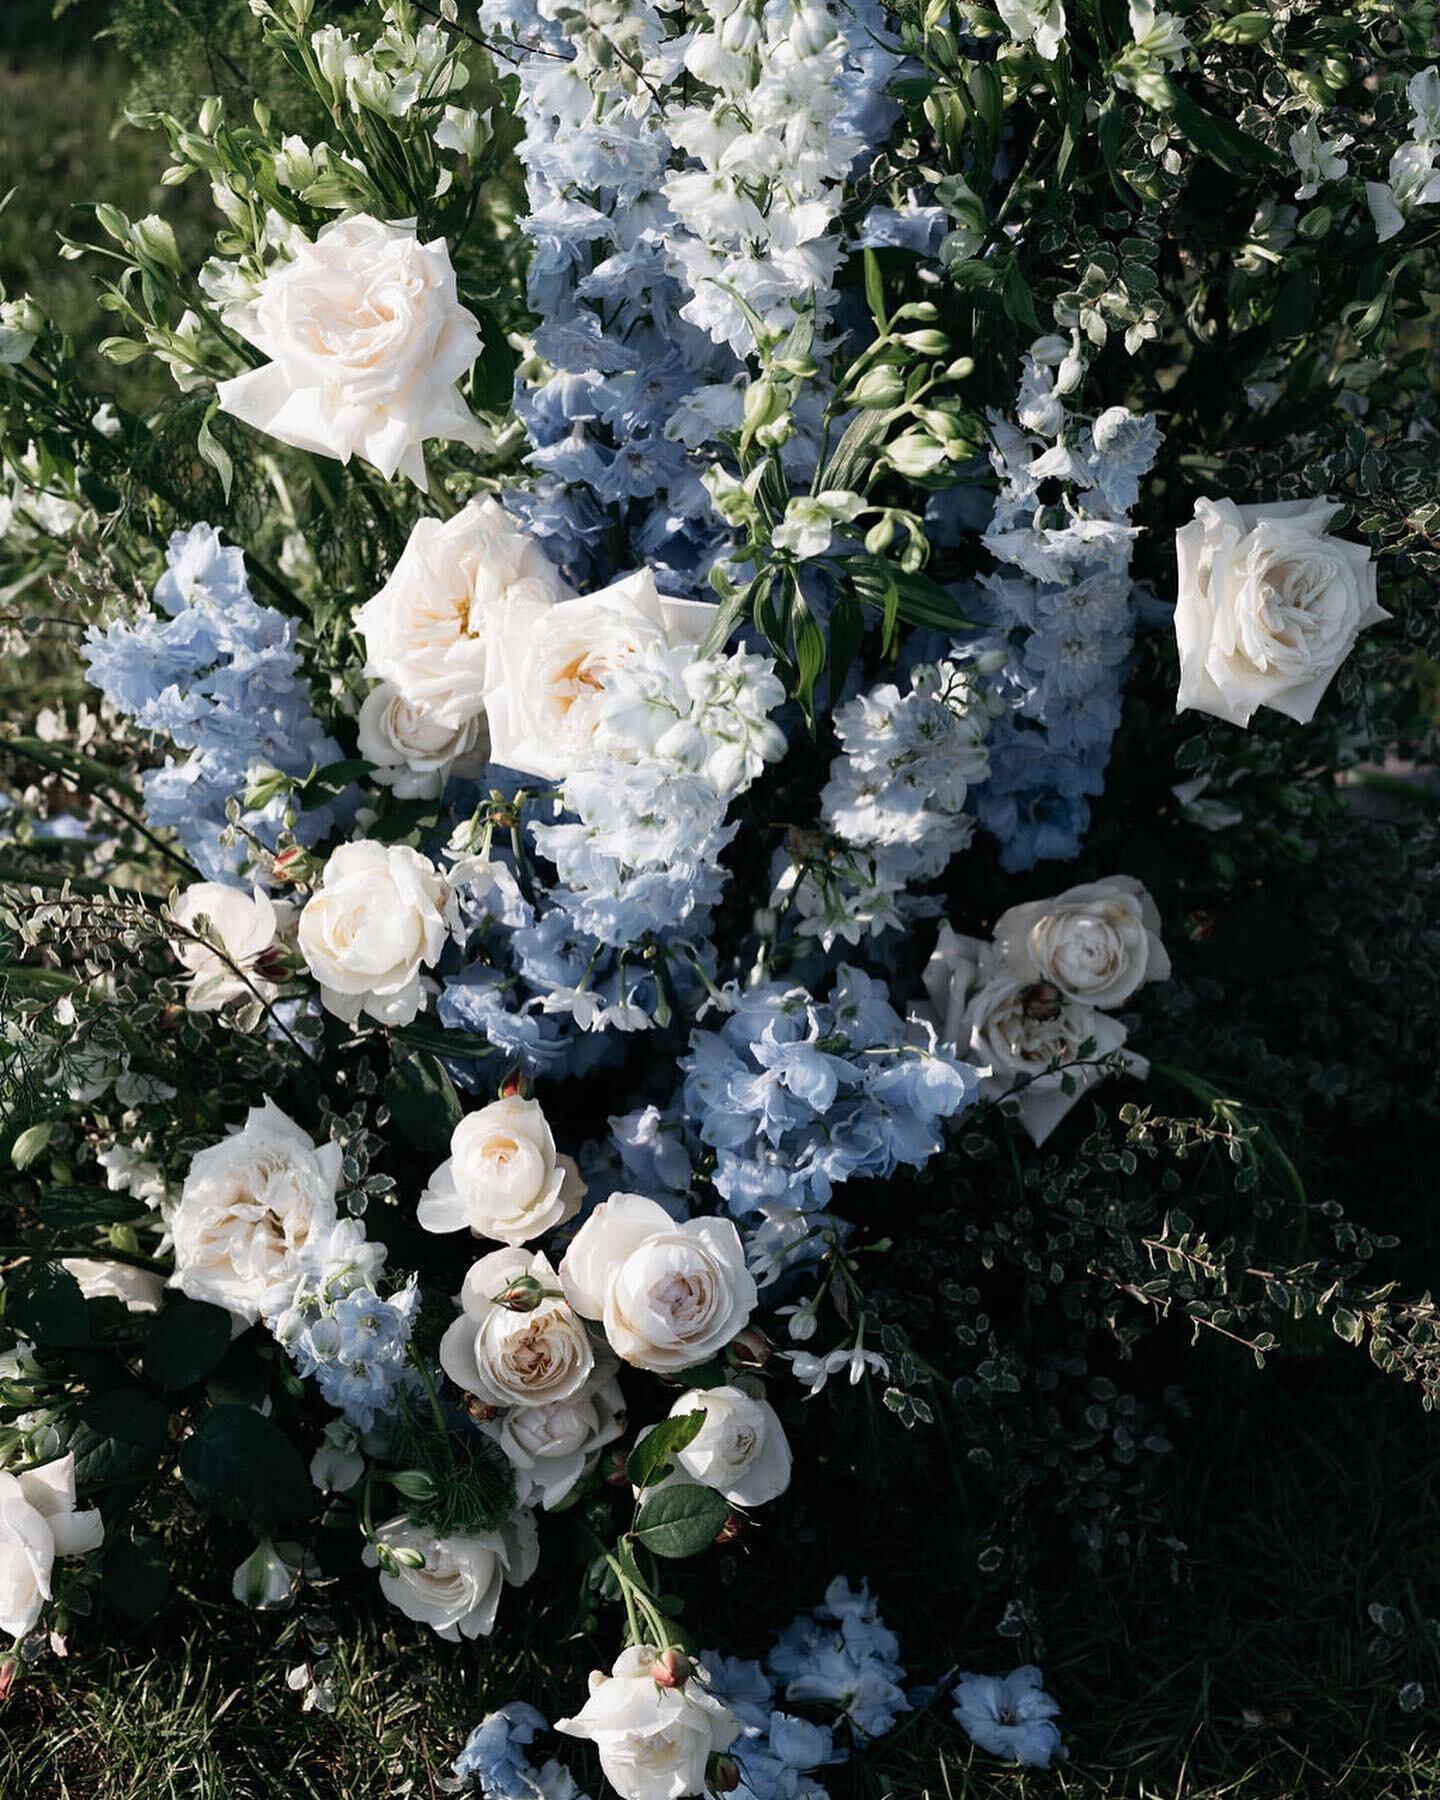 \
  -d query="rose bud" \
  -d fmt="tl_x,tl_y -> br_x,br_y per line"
464,1395 -> 501,1423
651,1648 -> 691,1689
498,1068 -> 531,1100
711,1755 -> 742,1793
270,844 -> 314,883
714,1511 -> 745,1547
726,1326 -> 774,1372
495,1273 -> 546,1313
